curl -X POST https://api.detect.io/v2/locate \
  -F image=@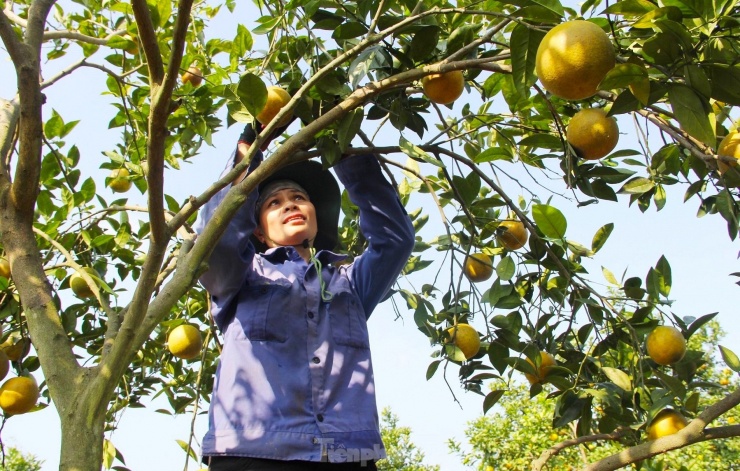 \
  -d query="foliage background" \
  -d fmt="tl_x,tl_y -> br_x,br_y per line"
1,0 -> 739,469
